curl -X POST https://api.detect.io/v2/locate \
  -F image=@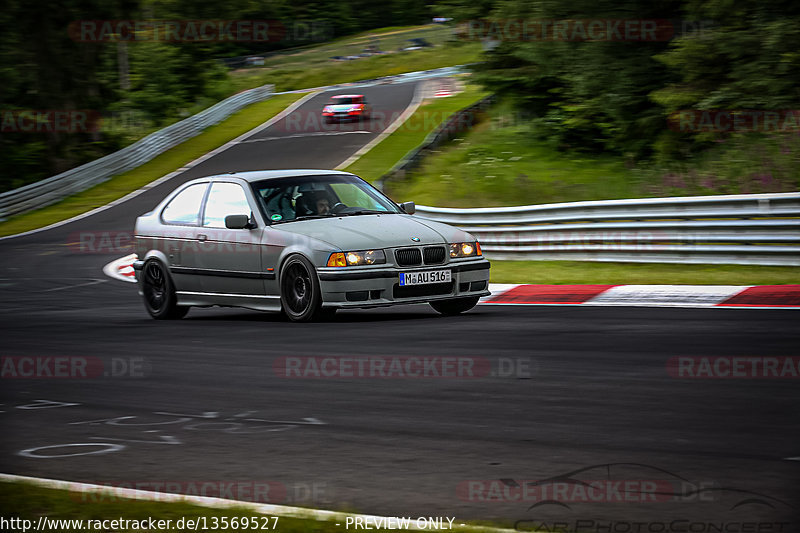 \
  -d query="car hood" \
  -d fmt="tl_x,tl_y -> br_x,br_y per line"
273,214 -> 472,250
